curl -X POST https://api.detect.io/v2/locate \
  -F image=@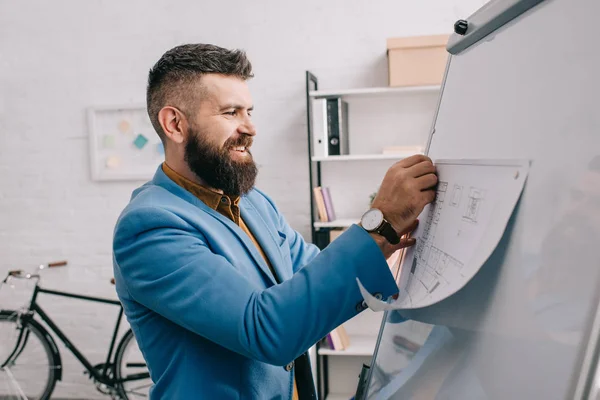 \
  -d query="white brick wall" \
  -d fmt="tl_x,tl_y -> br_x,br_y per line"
0,0 -> 487,397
